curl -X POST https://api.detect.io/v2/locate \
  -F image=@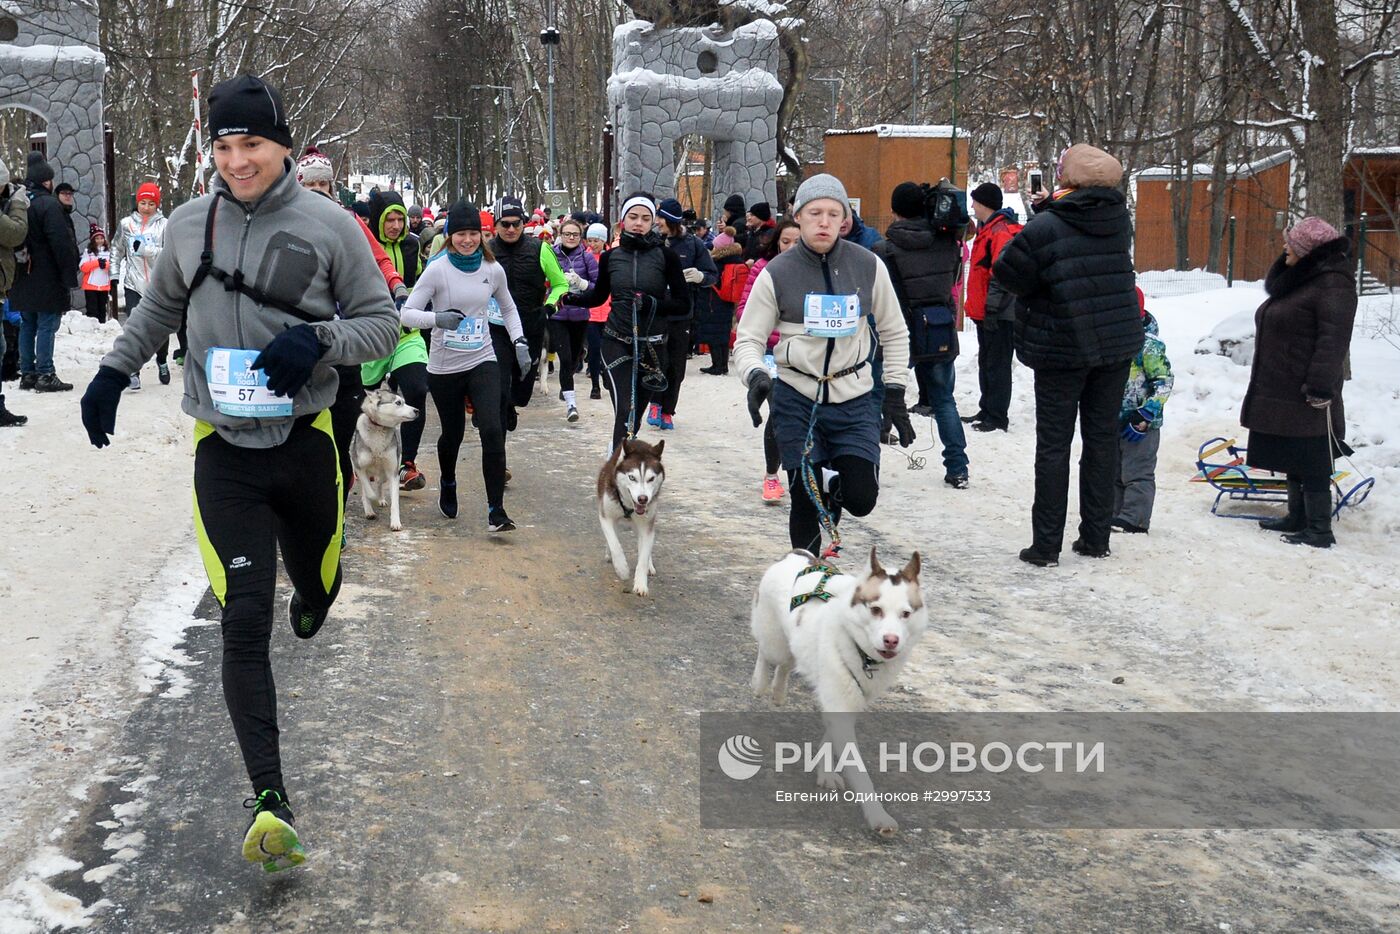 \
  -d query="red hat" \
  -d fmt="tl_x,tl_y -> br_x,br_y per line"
479,209 -> 496,234
136,182 -> 161,205
1135,286 -> 1146,318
